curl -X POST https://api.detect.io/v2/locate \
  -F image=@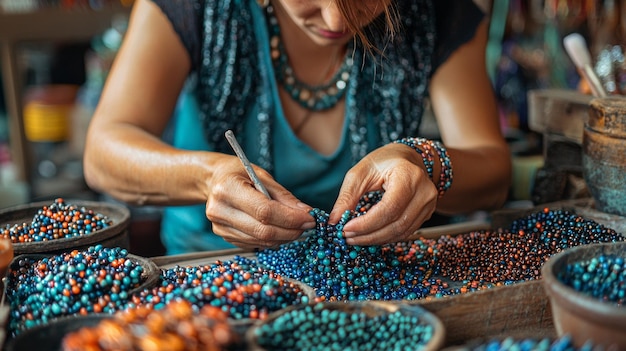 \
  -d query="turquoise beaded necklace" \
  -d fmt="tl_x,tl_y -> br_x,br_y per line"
266,4 -> 354,111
